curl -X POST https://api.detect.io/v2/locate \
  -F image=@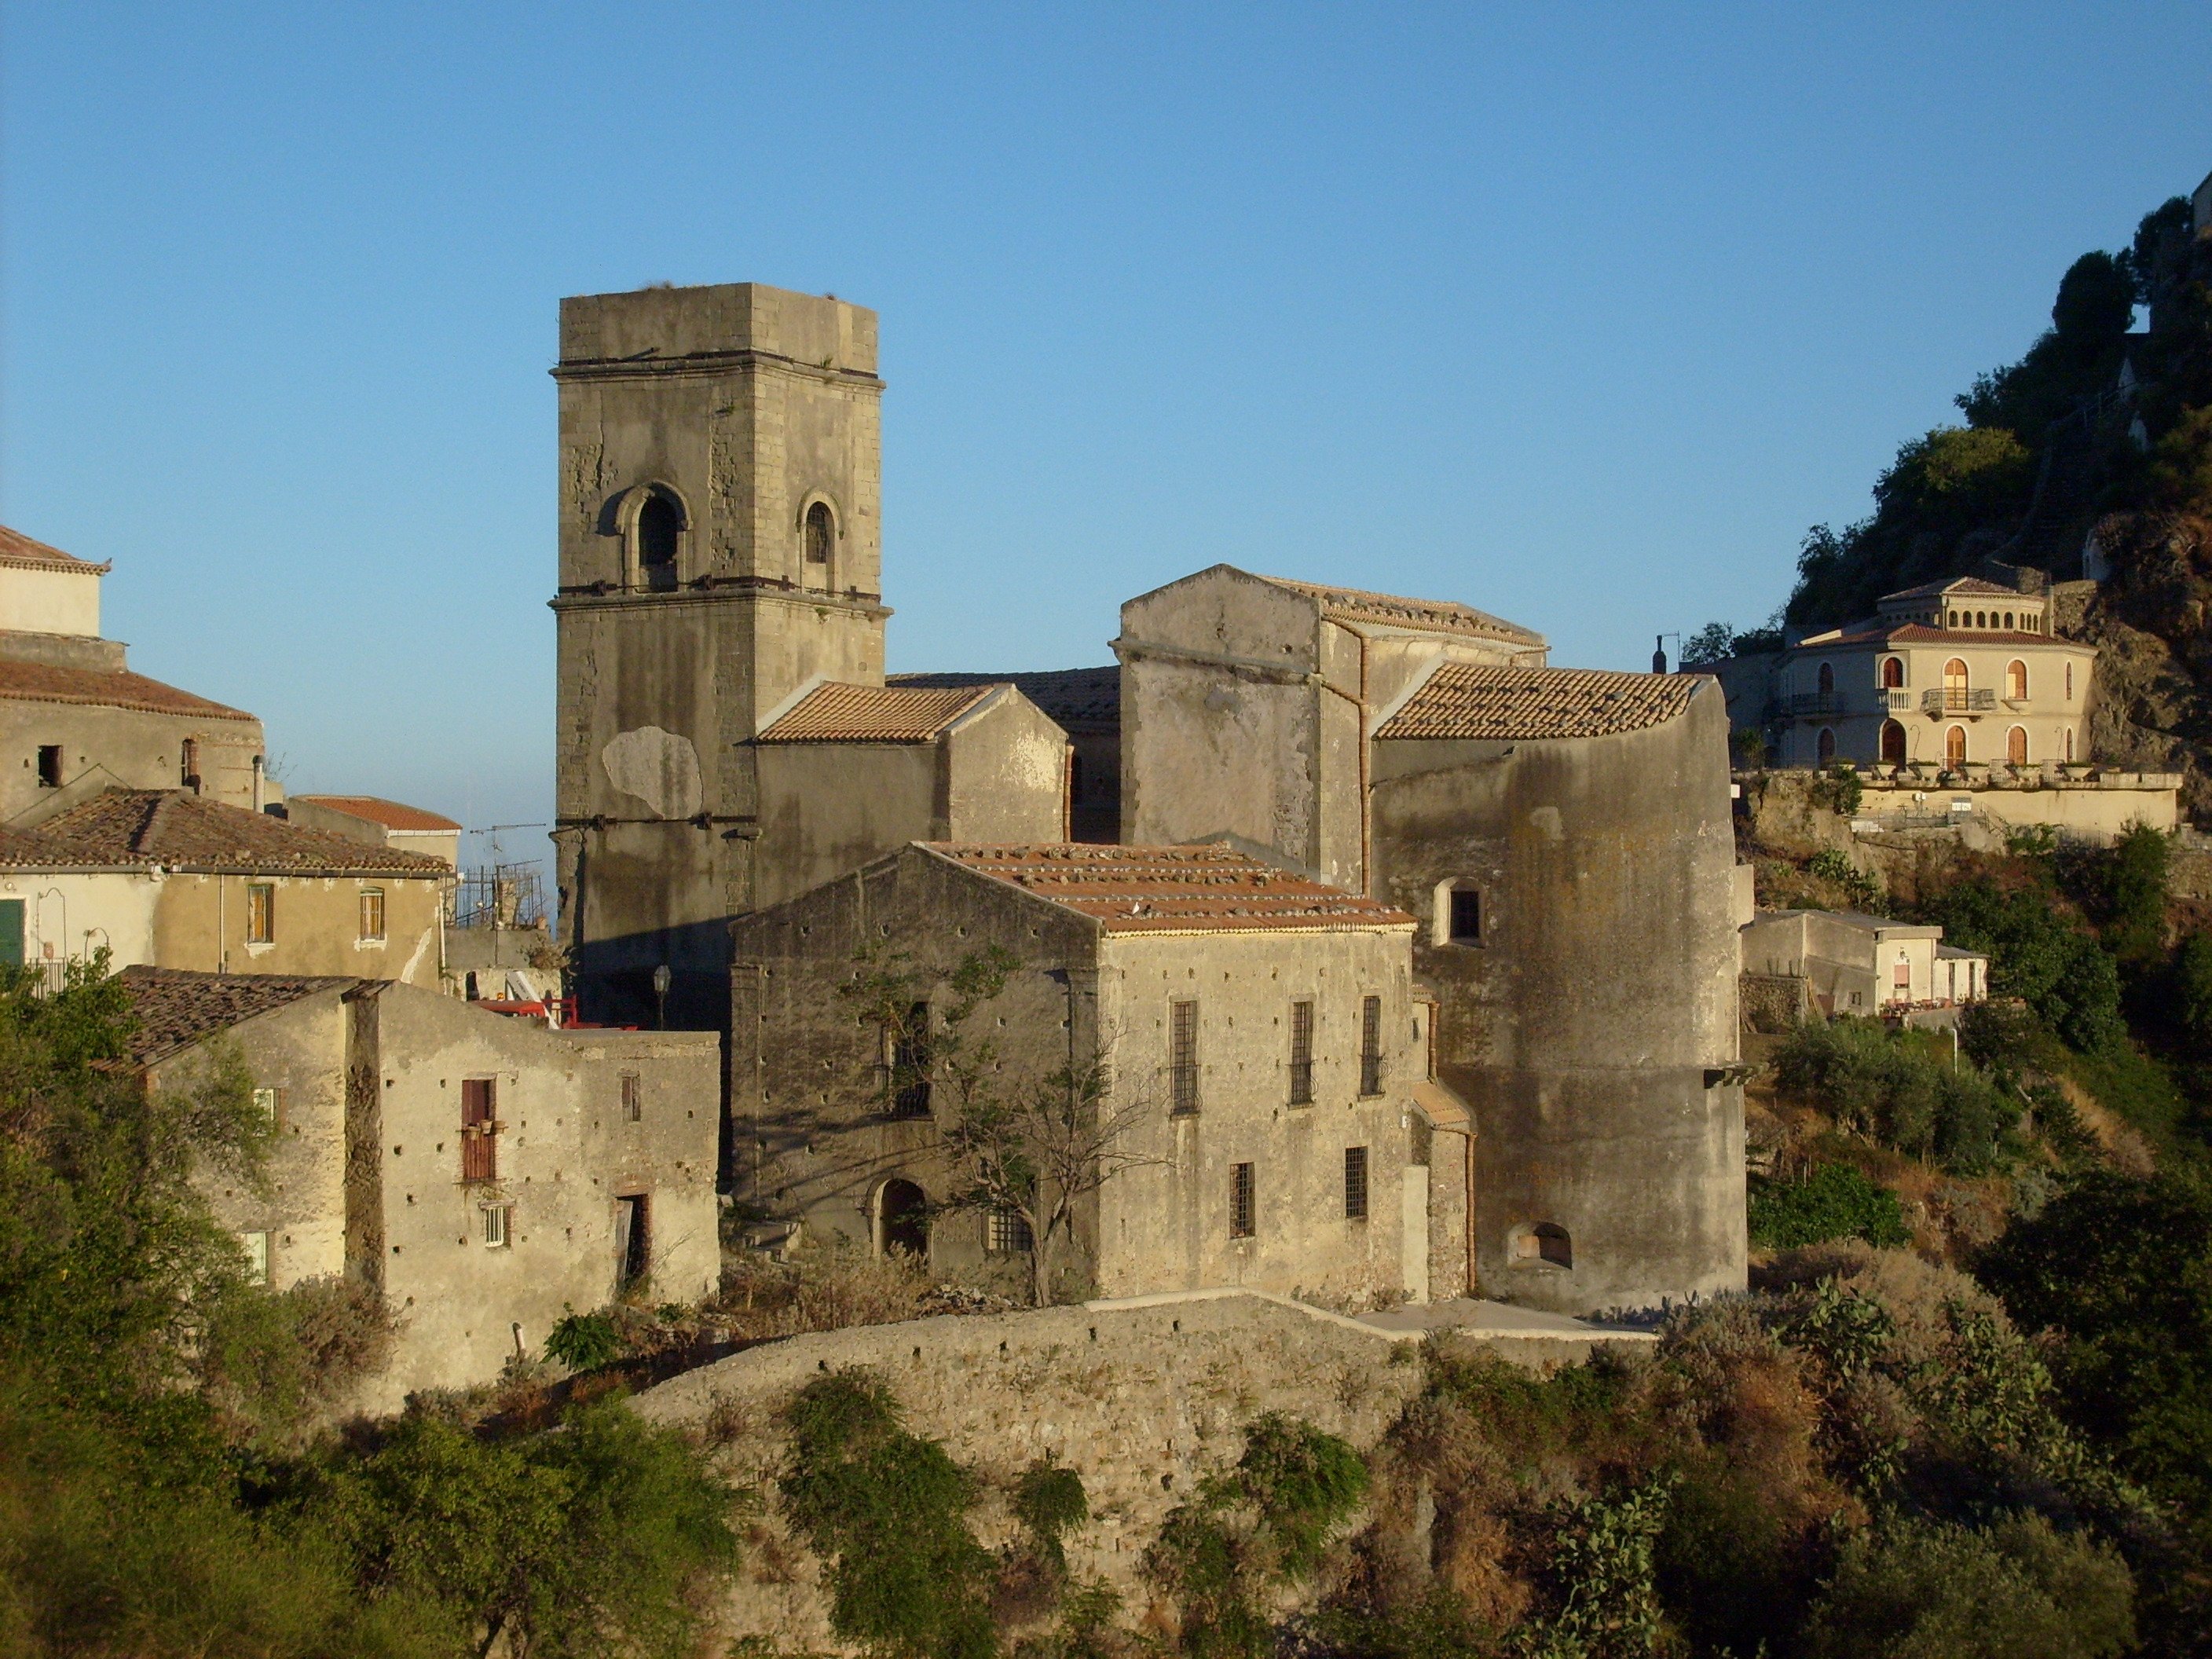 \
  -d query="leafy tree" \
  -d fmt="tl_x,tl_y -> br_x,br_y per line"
1914,877 -> 2124,1053
1749,1162 -> 1910,1248
1774,1019 -> 2019,1173
2094,821 -> 2171,969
